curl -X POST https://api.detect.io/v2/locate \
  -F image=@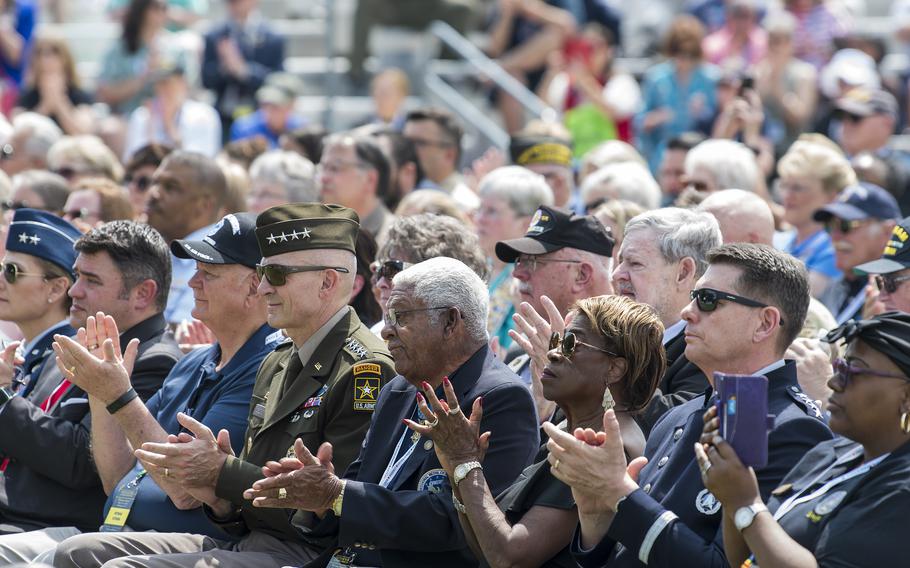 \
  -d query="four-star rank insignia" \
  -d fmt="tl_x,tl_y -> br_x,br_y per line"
353,362 -> 381,412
